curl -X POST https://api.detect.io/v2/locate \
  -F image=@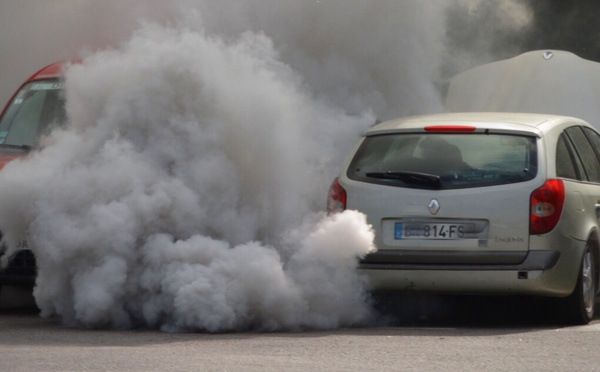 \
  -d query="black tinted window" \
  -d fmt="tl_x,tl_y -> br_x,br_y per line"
348,133 -> 537,190
583,126 -> 600,160
565,126 -> 600,183
556,133 -> 579,180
